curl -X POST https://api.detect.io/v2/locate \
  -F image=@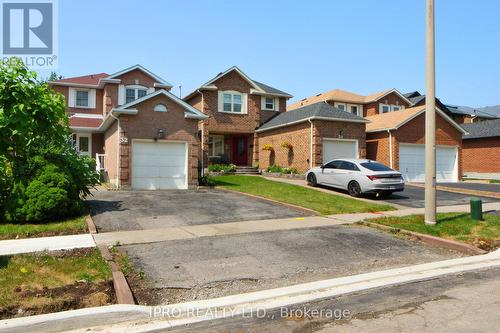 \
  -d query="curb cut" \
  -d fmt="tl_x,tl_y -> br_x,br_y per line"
215,187 -> 319,216
359,221 -> 488,255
